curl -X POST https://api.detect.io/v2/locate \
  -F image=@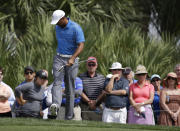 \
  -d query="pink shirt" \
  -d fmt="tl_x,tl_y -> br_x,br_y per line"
0,83 -> 11,113
130,82 -> 154,103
